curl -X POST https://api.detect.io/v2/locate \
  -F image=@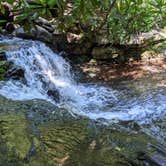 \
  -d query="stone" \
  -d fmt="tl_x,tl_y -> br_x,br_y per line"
95,35 -> 110,45
13,27 -> 36,39
47,89 -> 60,102
0,52 -> 7,61
35,25 -> 53,43
35,17 -> 55,33
144,153 -> 166,166
5,23 -> 15,33
92,46 -> 121,60
5,67 -> 24,80
0,113 -> 32,162
0,95 -> 164,166
14,26 -> 53,43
